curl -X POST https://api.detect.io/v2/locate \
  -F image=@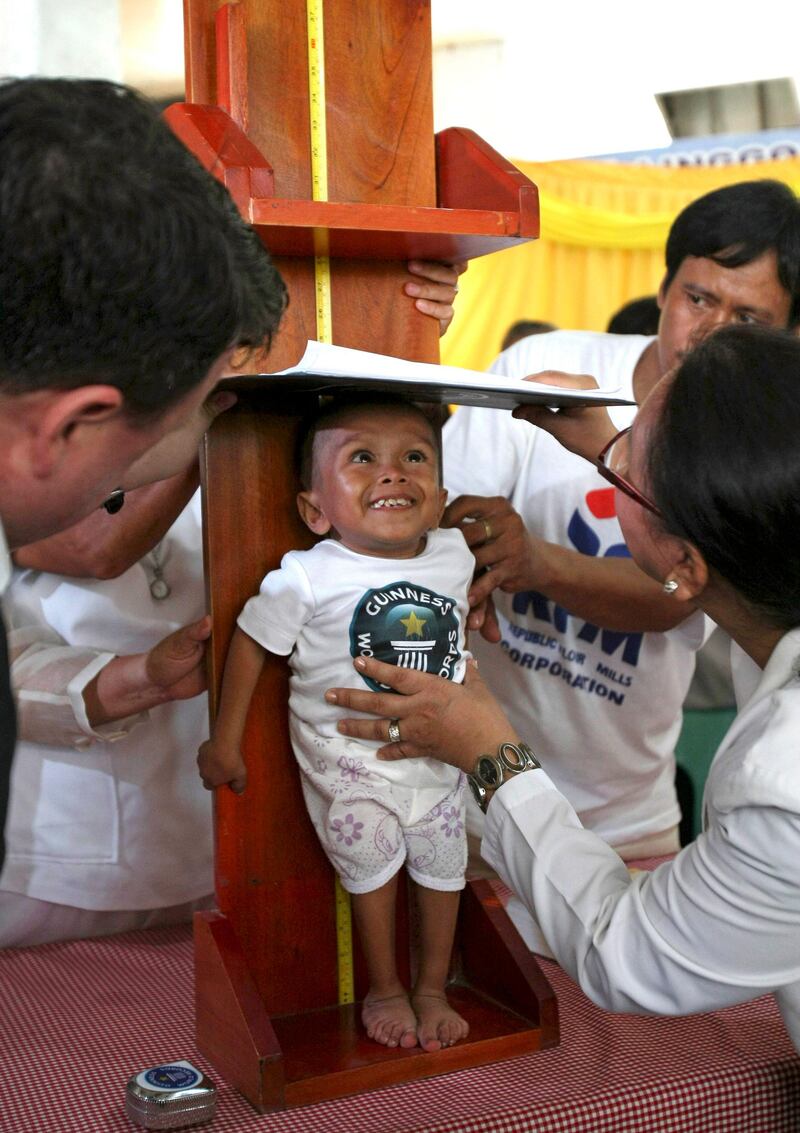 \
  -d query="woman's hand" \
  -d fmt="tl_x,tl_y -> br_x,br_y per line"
144,616 -> 211,703
404,260 -> 467,336
82,616 -> 211,728
512,371 -> 618,461
325,656 -> 519,772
